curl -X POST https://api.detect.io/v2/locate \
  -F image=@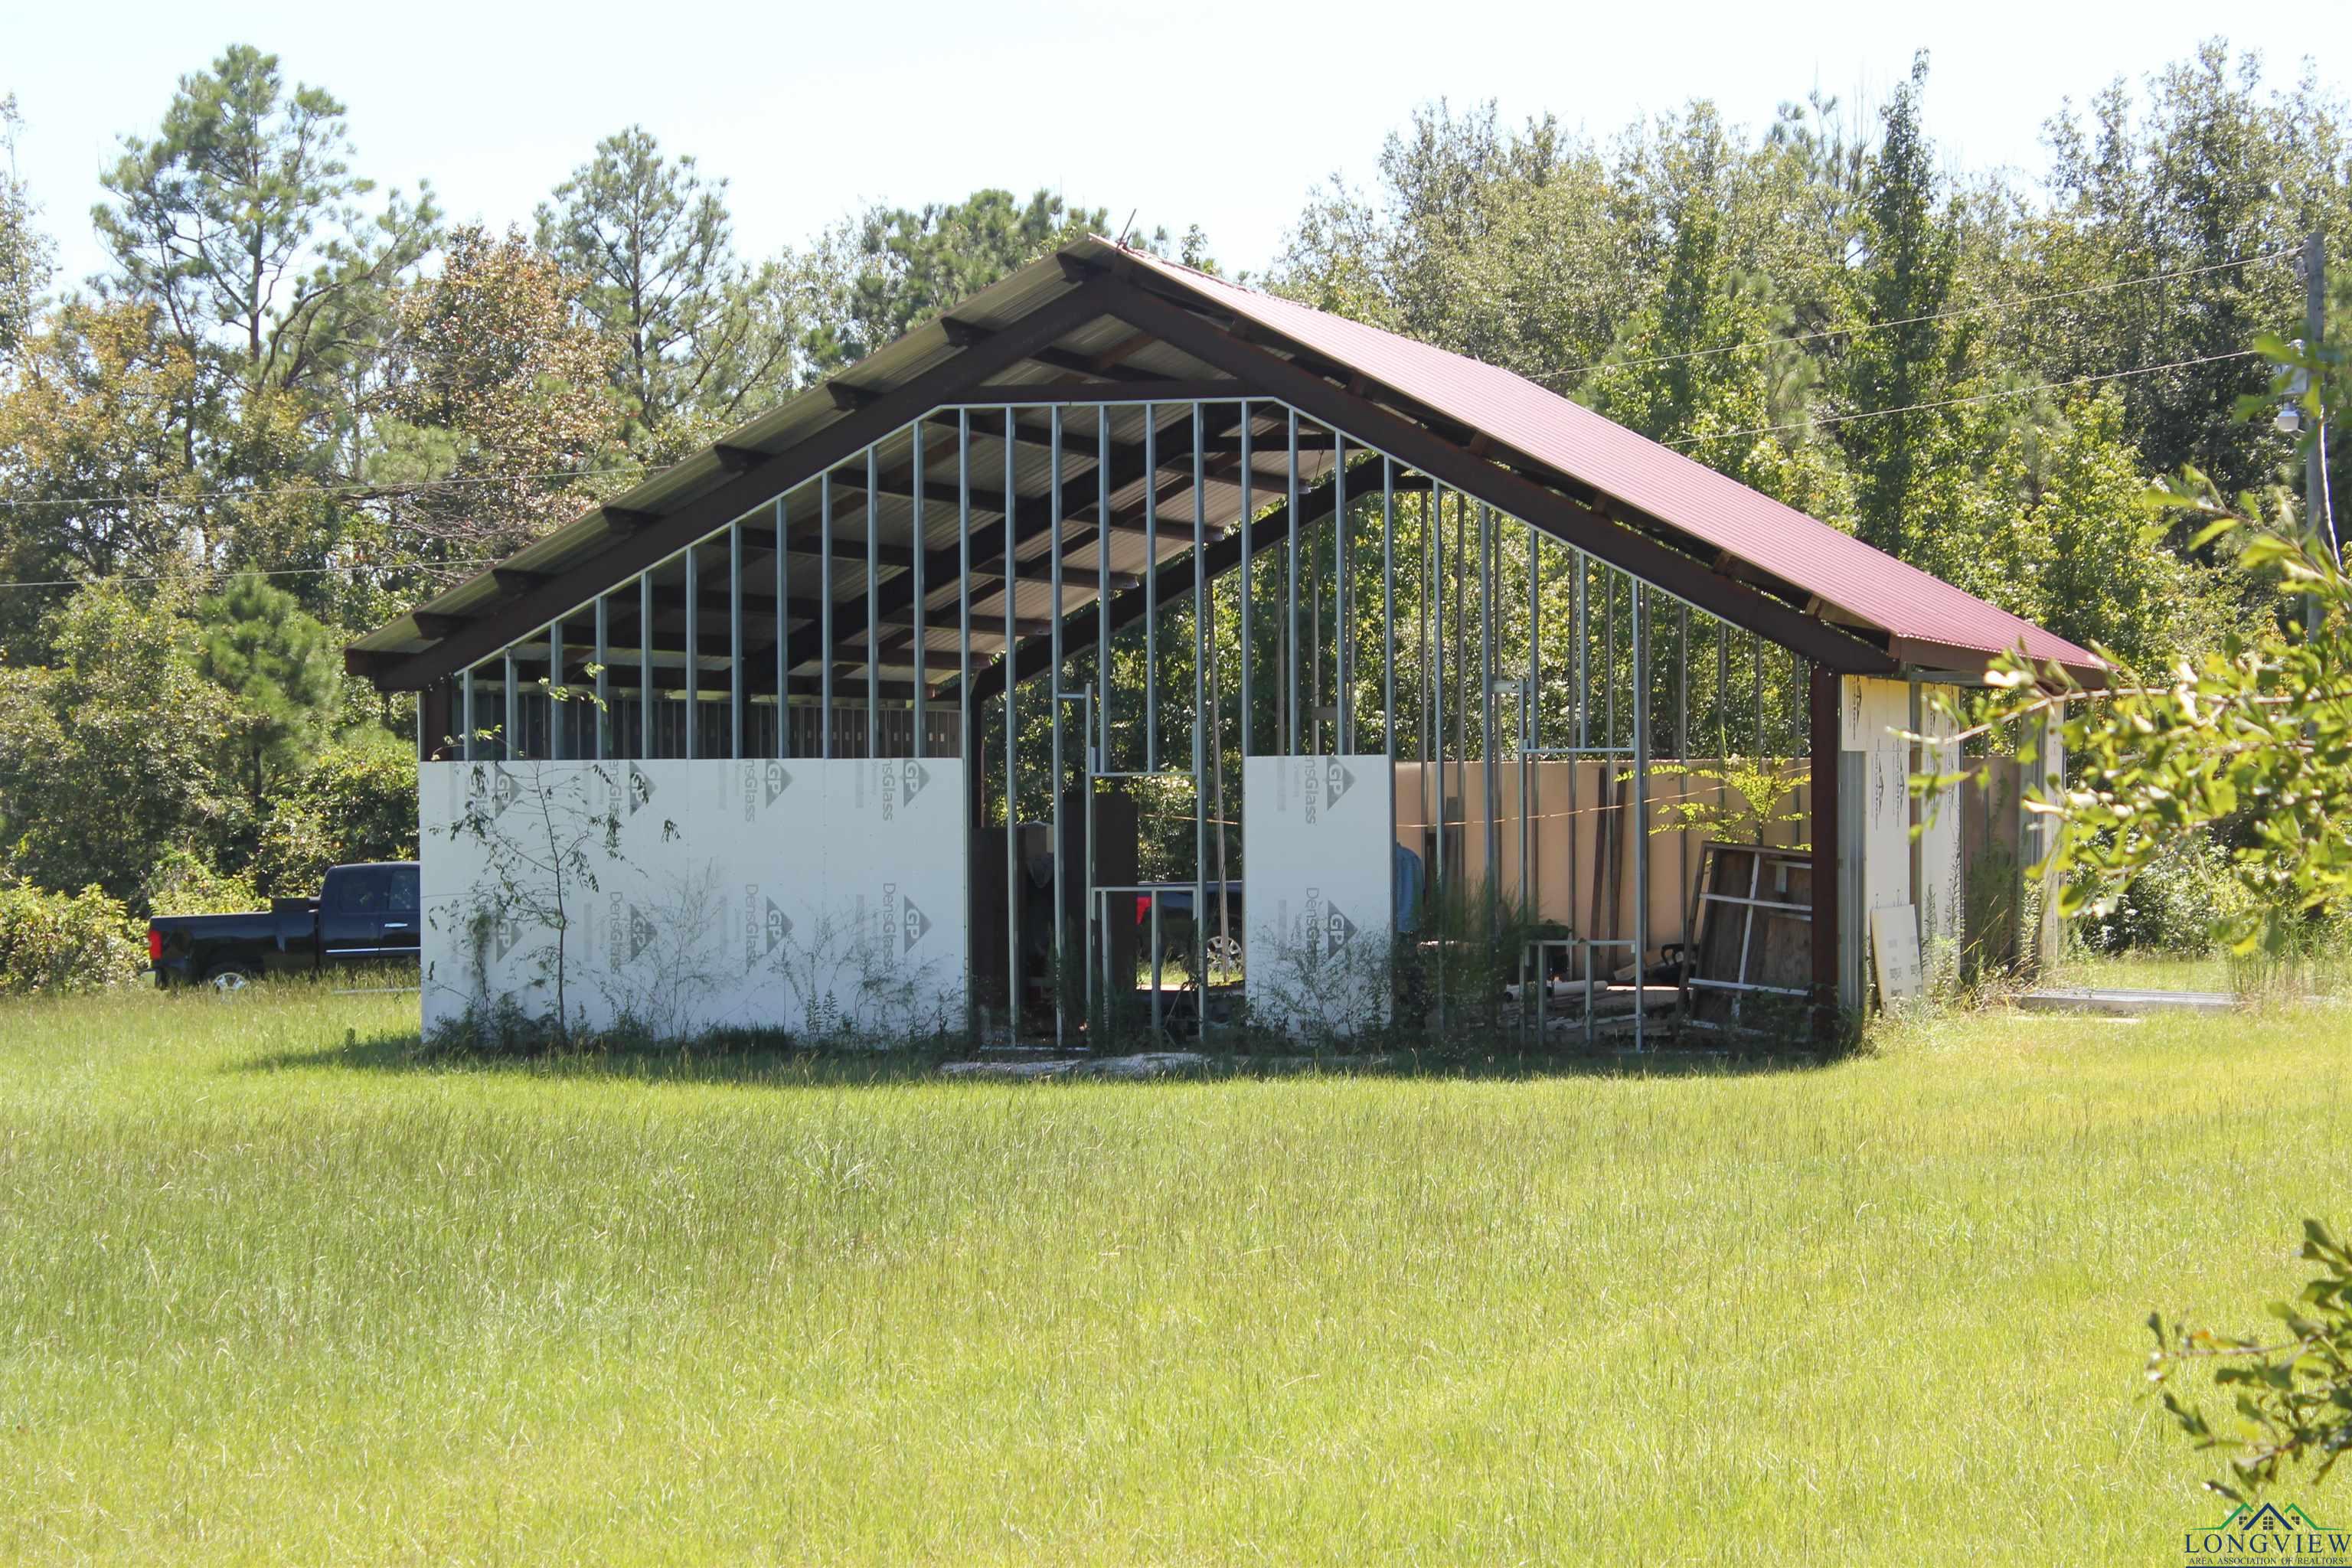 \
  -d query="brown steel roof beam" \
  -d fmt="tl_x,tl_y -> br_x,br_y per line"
942,314 -> 1174,384
957,378 -> 1246,404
